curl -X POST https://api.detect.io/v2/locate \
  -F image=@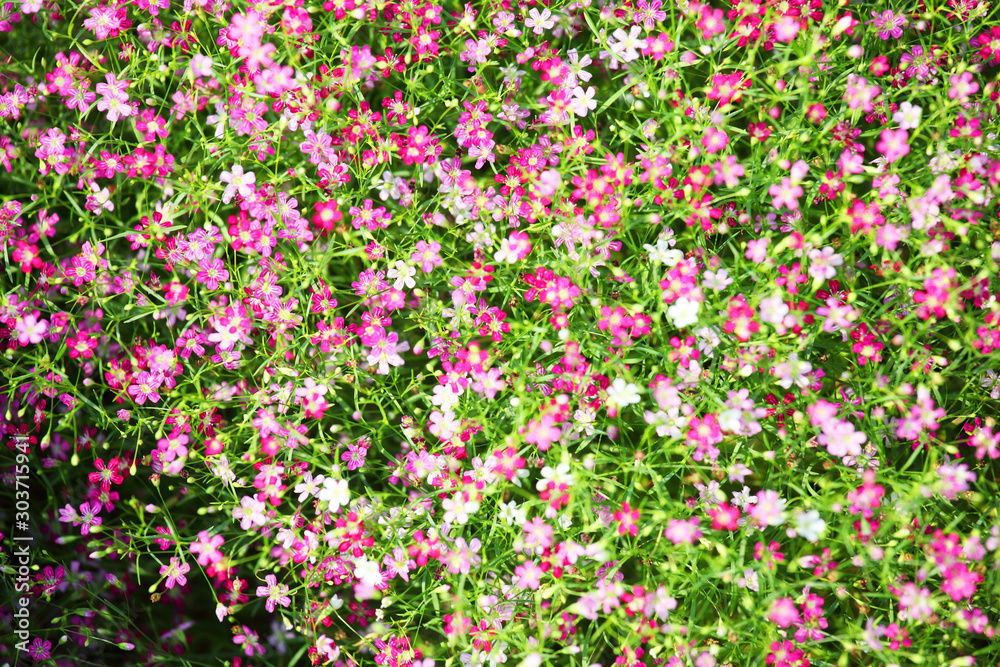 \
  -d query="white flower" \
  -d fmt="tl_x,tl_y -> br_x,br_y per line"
294,472 -> 325,502
220,165 -> 256,204
718,409 -> 743,433
676,359 -> 703,386
667,298 -> 700,328
695,326 -> 722,356
892,101 -> 922,130
980,369 -> 1000,399
317,477 -> 350,510
493,237 -> 520,264
737,568 -> 759,592
758,294 -> 790,324
387,260 -> 416,290
644,407 -> 684,438
567,49 -> 592,83
606,378 -> 642,407
702,268 -> 734,290
353,556 -> 384,587
795,510 -> 827,542
498,500 -> 527,526
443,491 -> 480,525
210,455 -> 235,484
731,486 -> 757,510
377,170 -> 402,201
431,383 -> 462,410
556,513 -> 573,530
537,462 -> 574,491
524,7 -> 554,34
773,352 -> 813,389
644,238 -> 683,266
574,407 -> 597,436
488,641 -> 509,667
461,651 -> 487,667
608,26 -> 647,63
571,86 -> 597,117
